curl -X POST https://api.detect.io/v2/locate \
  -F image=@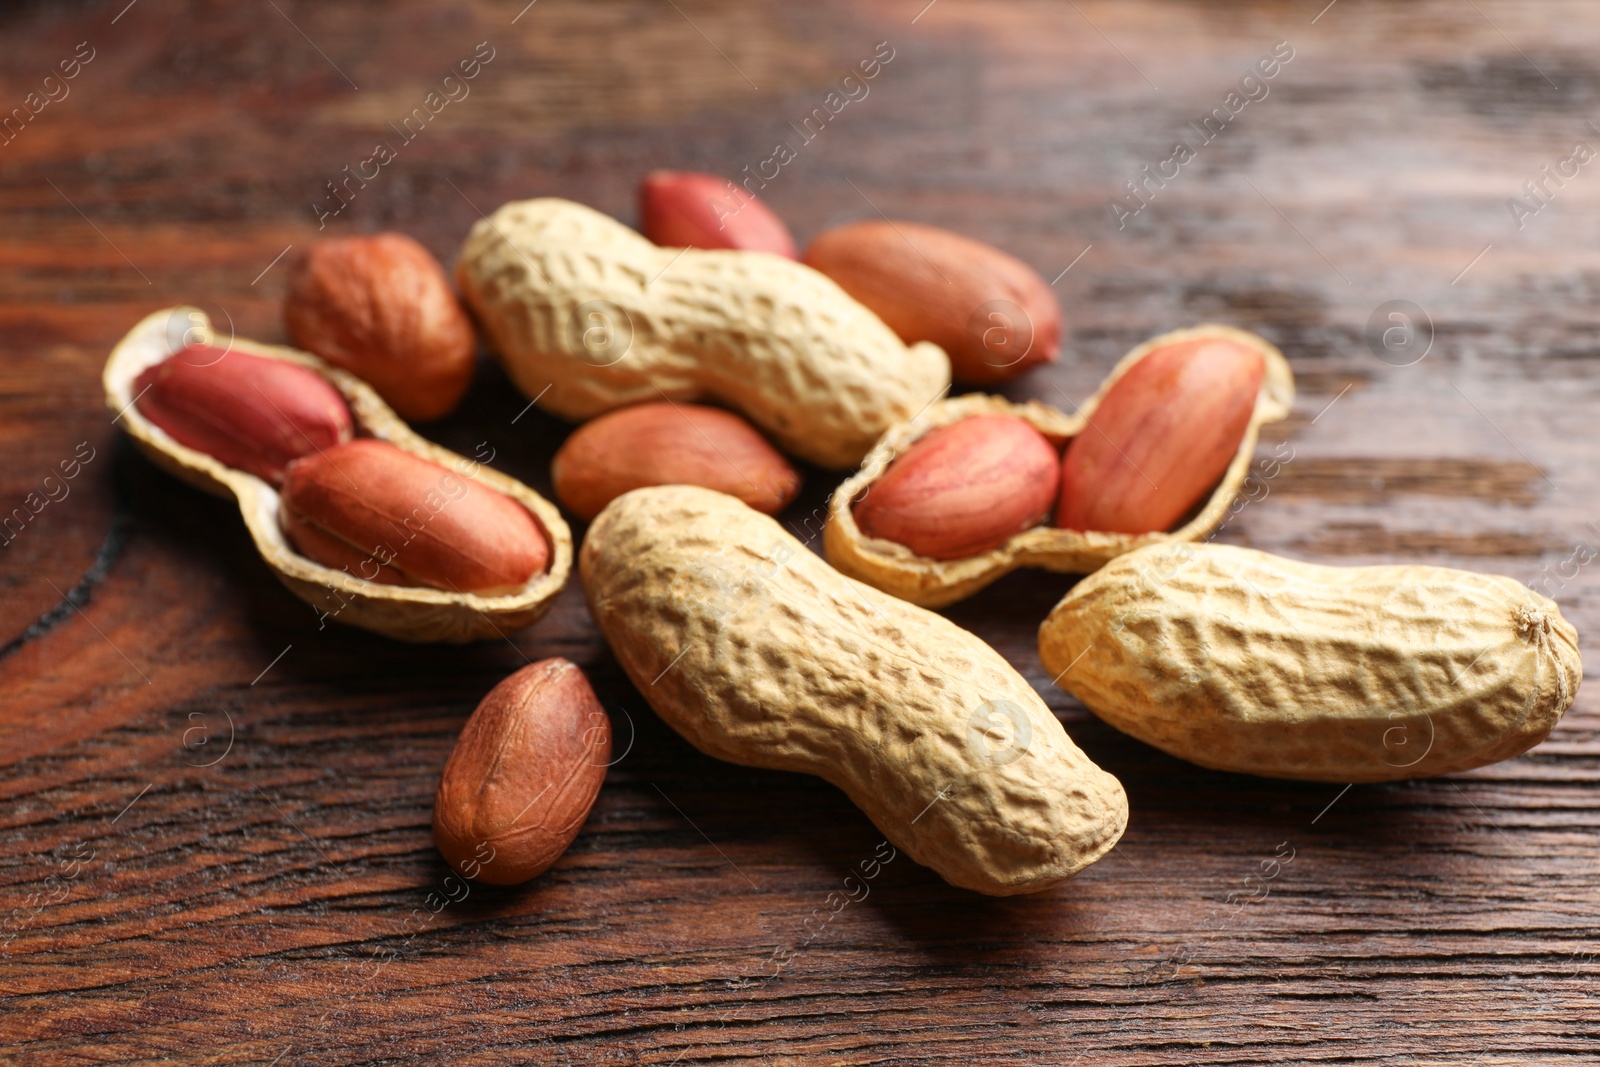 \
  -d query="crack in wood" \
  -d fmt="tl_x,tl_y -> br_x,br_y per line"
0,511 -> 132,665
